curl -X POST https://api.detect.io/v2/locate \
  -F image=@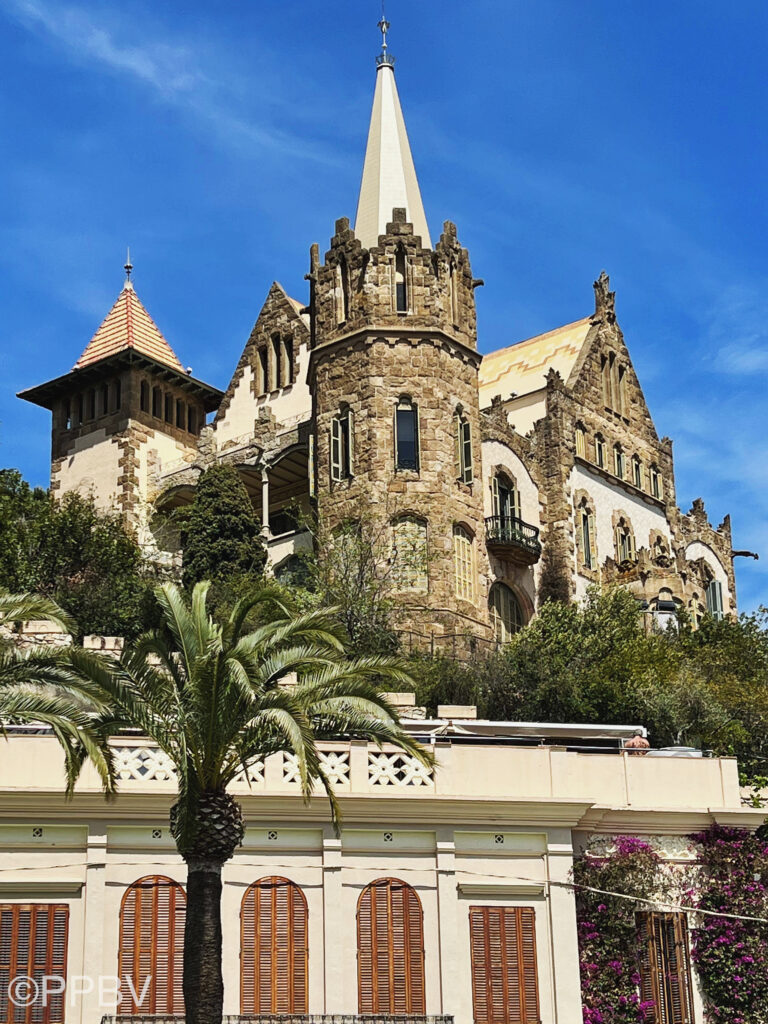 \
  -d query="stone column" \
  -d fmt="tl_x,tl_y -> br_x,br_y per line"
261,467 -> 271,541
